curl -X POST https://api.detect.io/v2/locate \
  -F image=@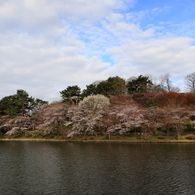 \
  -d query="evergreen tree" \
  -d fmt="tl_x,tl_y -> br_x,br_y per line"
127,75 -> 153,94
60,85 -> 81,105
0,90 -> 48,116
